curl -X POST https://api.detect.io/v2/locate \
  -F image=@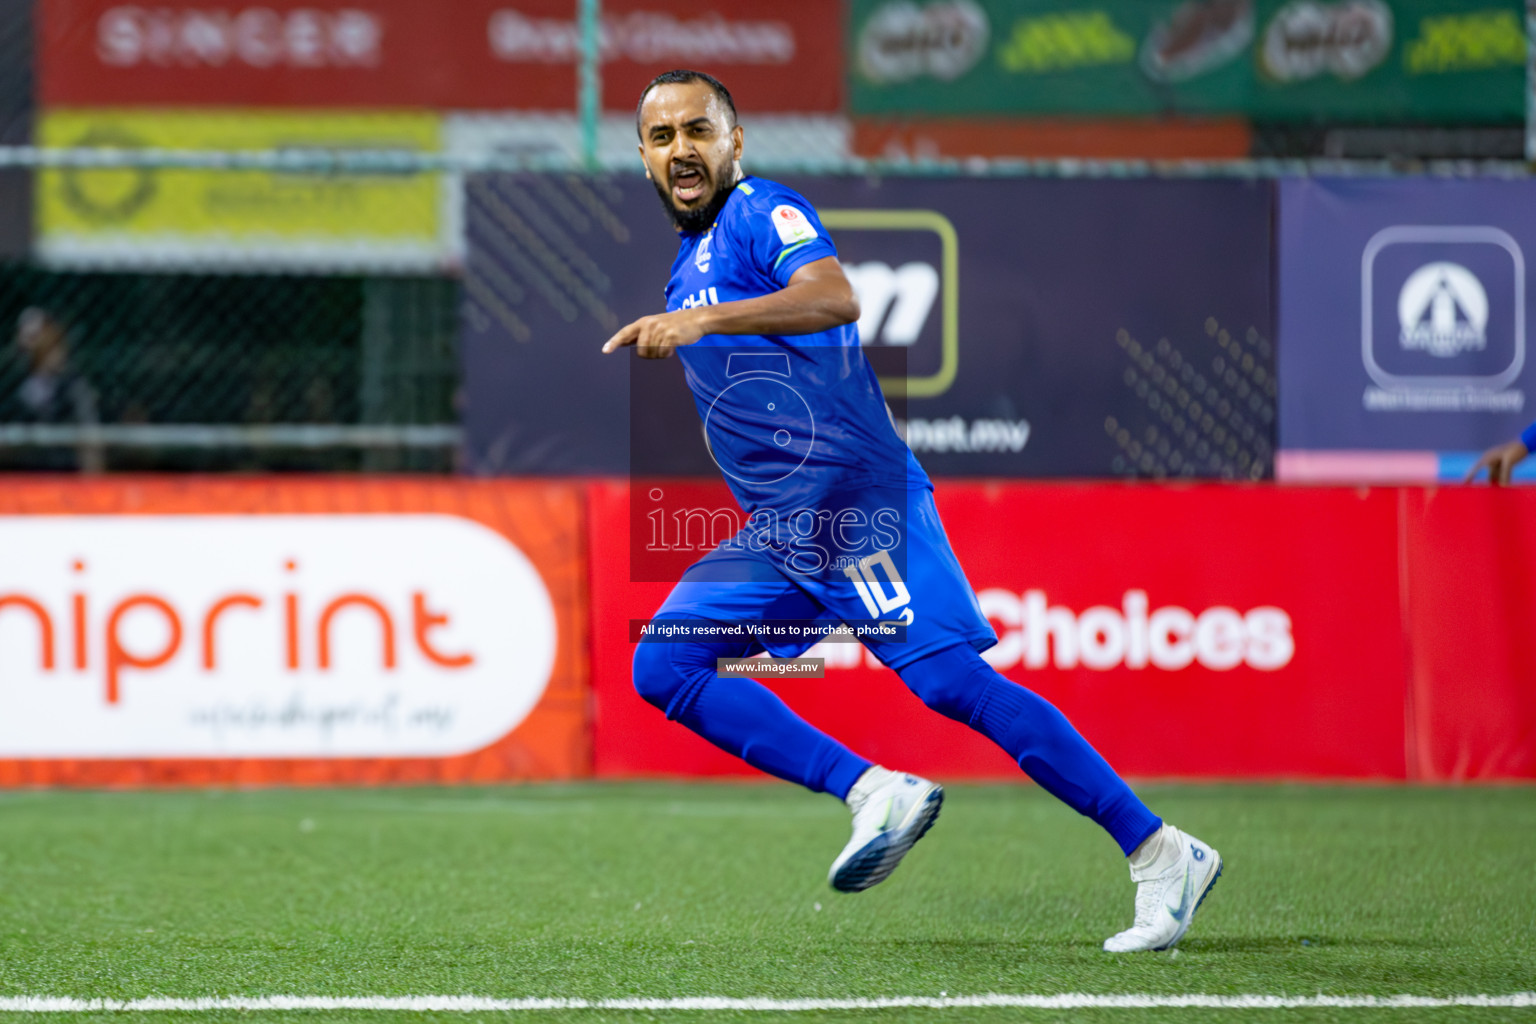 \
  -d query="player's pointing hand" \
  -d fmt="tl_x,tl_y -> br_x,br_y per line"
602,309 -> 706,359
